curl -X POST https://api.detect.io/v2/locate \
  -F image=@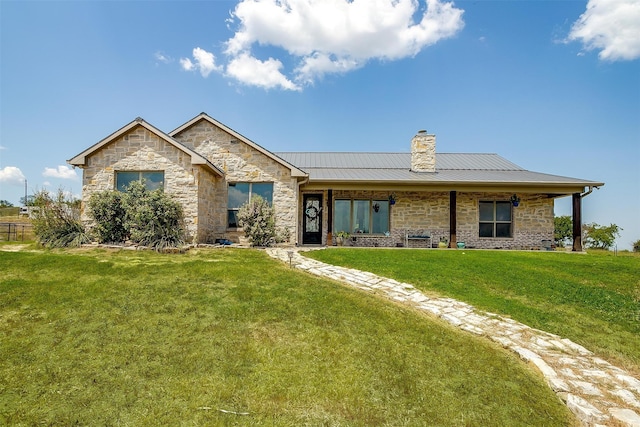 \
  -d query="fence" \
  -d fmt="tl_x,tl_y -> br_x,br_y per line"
0,223 -> 35,242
